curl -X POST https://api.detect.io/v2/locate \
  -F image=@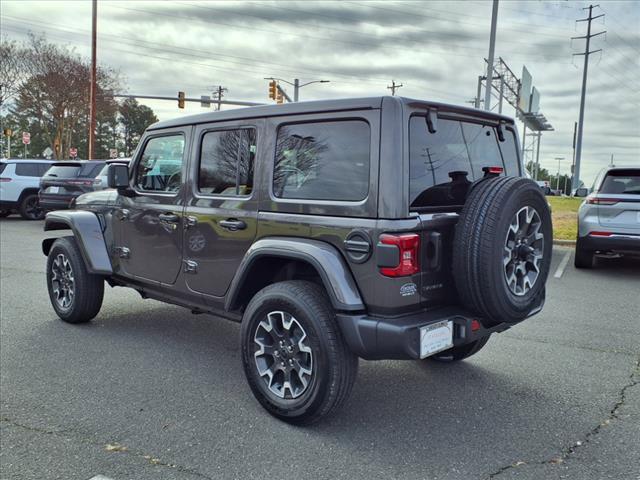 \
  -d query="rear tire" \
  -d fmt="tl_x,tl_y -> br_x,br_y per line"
240,280 -> 358,425
453,177 -> 553,326
19,193 -> 45,220
46,236 -> 104,323
574,238 -> 594,269
427,335 -> 490,362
